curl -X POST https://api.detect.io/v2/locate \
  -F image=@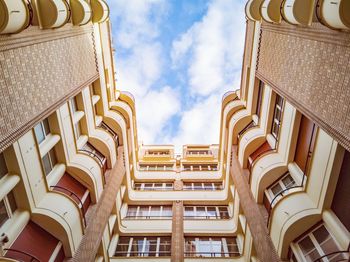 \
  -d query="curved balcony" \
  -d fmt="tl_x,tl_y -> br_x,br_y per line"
70,0 -> 92,26
245,0 -> 264,21
0,0 -> 31,34
91,0 -> 109,23
281,0 -> 315,26
316,0 -> 350,30
260,0 -> 282,24
35,0 -> 70,29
